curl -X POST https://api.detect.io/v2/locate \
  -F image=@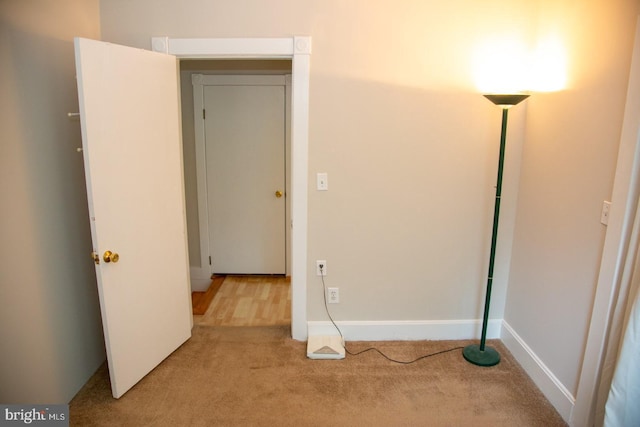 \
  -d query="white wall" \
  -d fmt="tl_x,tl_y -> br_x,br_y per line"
505,0 -> 639,405
0,0 -> 106,403
100,0 -> 535,323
